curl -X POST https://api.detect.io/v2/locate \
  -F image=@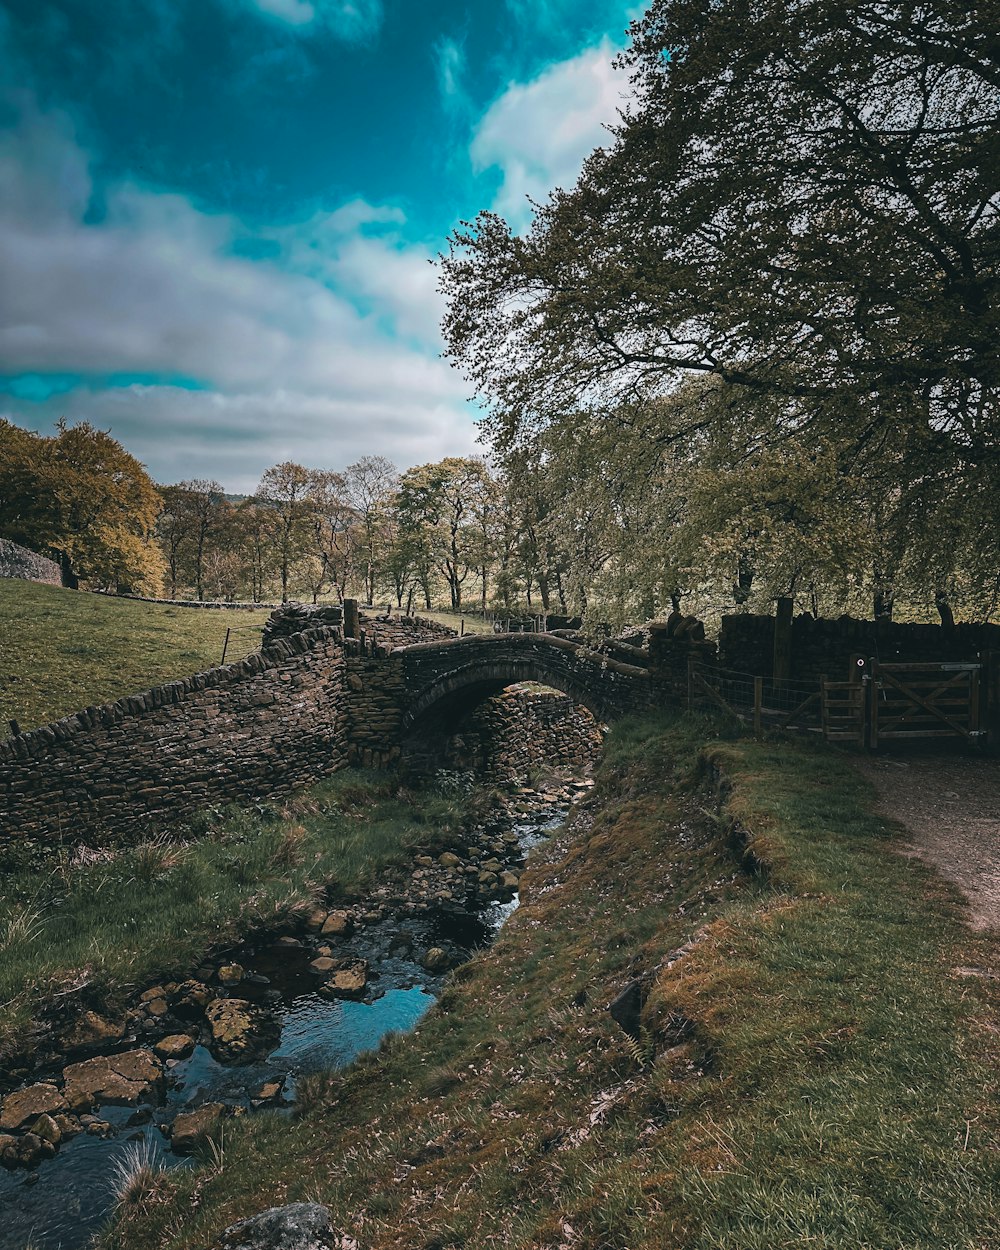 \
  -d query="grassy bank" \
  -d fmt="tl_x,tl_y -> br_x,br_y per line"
0,582 -> 273,734
0,770 -> 482,1067
102,713 -> 999,1249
